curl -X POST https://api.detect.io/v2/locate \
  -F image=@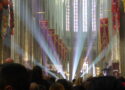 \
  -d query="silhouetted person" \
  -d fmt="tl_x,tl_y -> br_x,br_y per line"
74,77 -> 83,86
84,76 -> 124,90
0,63 -> 29,90
73,77 -> 85,90
49,83 -> 65,90
57,79 -> 73,90
73,85 -> 85,90
49,76 -> 56,85
30,65 -> 50,90
72,79 -> 76,84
